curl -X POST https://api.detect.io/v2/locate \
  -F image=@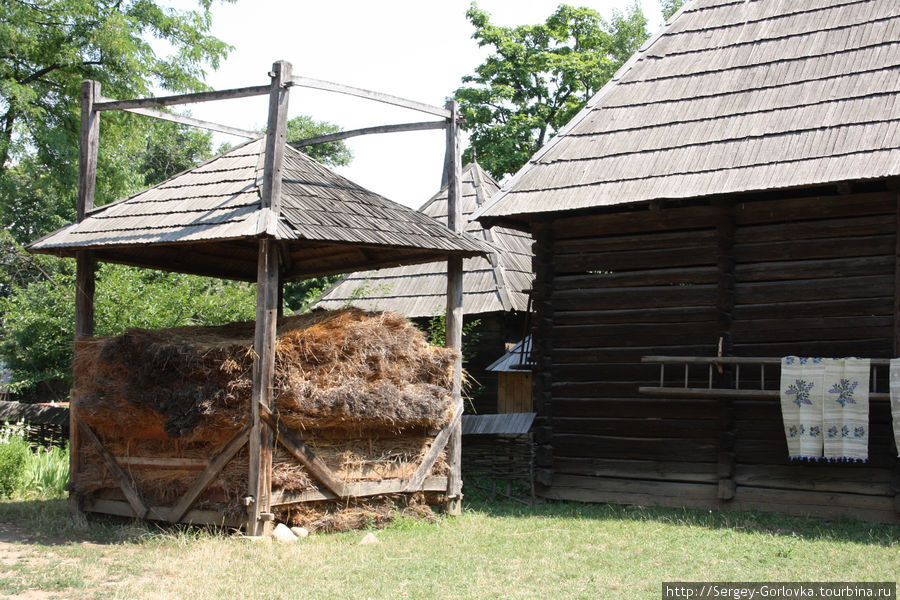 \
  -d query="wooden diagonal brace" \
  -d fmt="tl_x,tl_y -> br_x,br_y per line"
404,399 -> 463,493
76,417 -> 148,519
169,425 -> 251,523
258,403 -> 349,498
